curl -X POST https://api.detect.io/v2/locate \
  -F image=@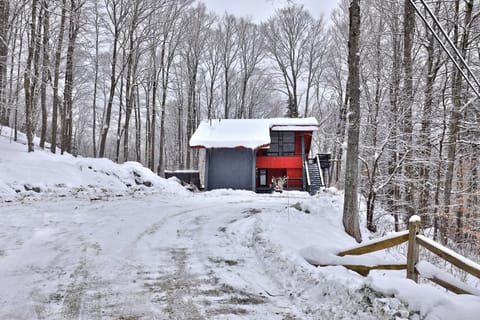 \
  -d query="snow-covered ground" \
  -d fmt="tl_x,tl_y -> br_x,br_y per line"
1,127 -> 480,319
